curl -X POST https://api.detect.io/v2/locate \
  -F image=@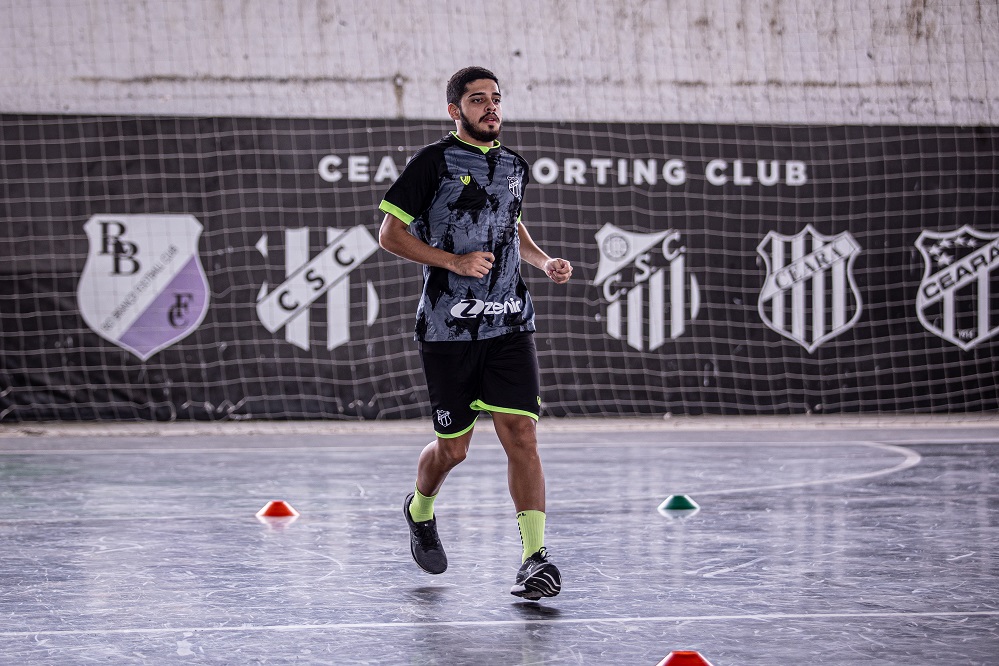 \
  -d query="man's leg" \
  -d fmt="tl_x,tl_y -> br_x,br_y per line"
404,431 -> 474,575
493,412 -> 561,599
415,430 -> 475,501
407,339 -> 480,574
491,413 -> 544,513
